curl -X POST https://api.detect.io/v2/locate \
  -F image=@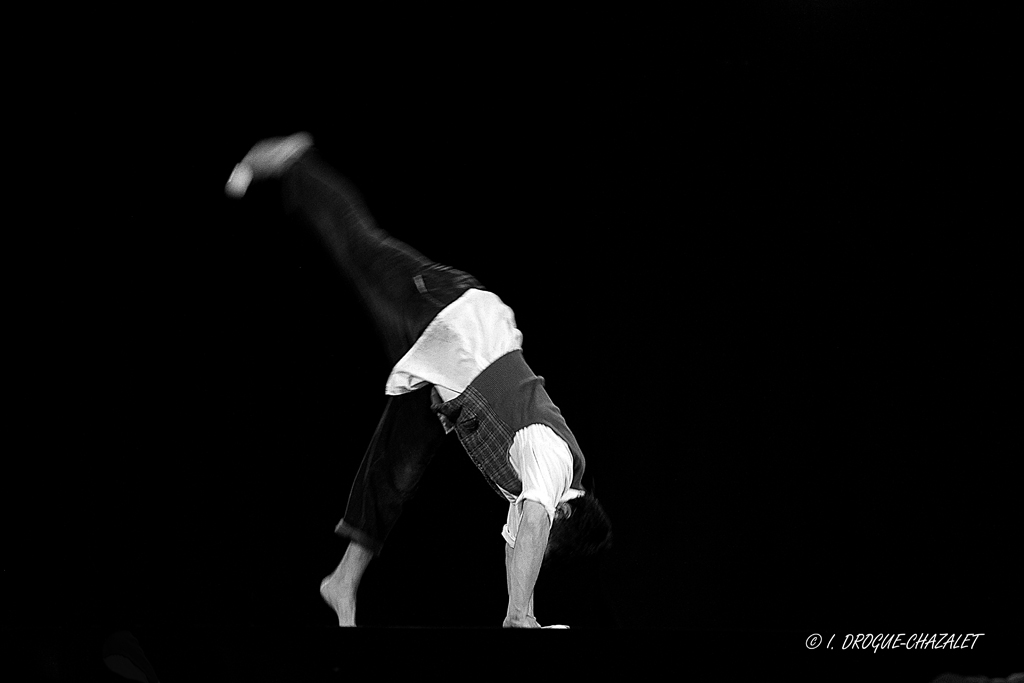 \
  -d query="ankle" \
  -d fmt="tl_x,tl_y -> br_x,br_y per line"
323,573 -> 357,594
